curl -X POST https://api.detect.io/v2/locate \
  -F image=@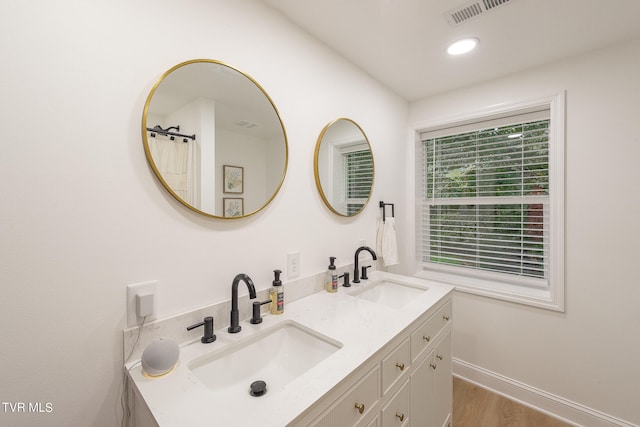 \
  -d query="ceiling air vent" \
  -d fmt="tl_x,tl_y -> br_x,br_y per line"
445,0 -> 514,26
483,0 -> 511,10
